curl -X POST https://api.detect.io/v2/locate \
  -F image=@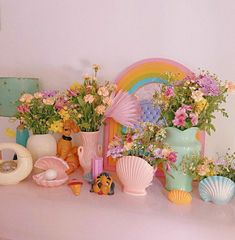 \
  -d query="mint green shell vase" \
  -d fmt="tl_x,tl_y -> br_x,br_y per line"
0,77 -> 39,117
164,127 -> 201,192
